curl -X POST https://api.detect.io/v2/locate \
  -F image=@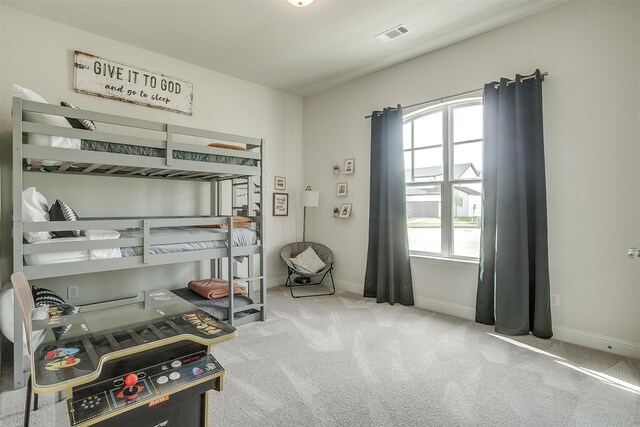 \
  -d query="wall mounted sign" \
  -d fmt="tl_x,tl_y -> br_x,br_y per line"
73,51 -> 193,115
